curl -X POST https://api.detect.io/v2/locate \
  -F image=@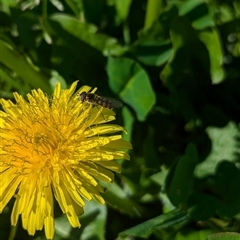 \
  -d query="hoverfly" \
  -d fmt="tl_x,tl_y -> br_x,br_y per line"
80,92 -> 123,110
